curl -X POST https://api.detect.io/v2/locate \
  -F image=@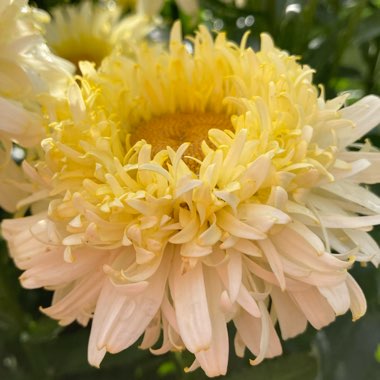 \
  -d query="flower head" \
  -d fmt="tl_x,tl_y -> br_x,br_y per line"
116,0 -> 137,11
138,0 -> 199,18
0,0 -> 72,141
45,0 -> 152,69
3,23 -> 380,377
0,0 -> 73,211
